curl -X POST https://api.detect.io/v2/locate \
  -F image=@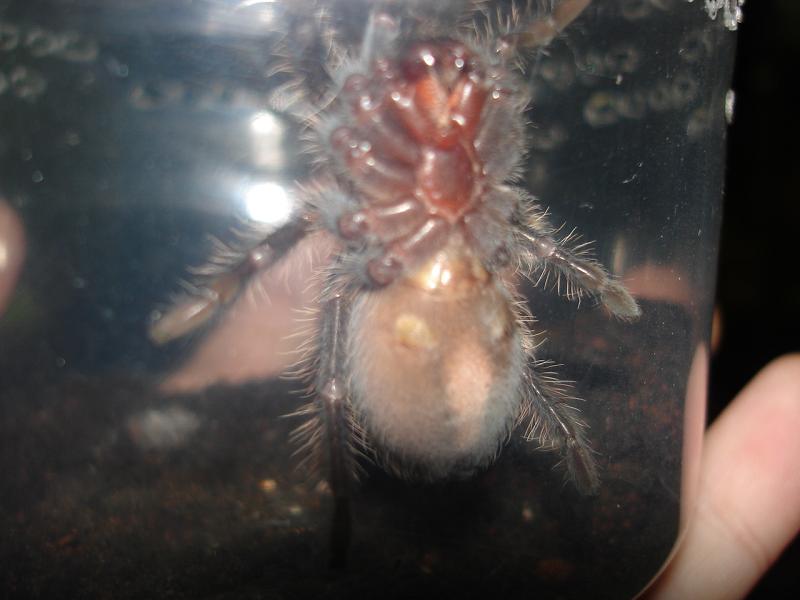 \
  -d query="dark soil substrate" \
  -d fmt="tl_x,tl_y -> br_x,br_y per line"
1,300 -> 693,599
